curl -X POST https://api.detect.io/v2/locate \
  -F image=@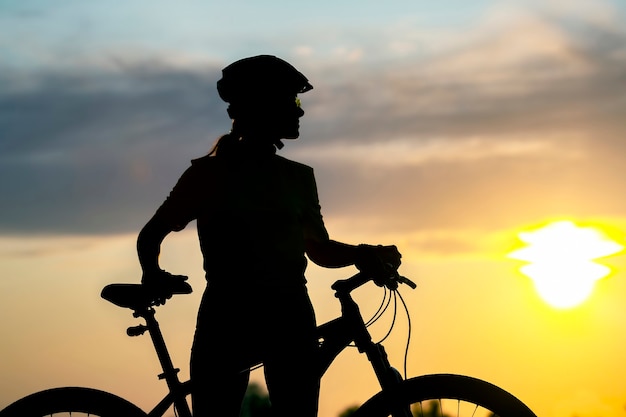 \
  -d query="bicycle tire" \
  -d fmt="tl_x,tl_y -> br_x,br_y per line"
353,374 -> 537,417
0,386 -> 147,417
